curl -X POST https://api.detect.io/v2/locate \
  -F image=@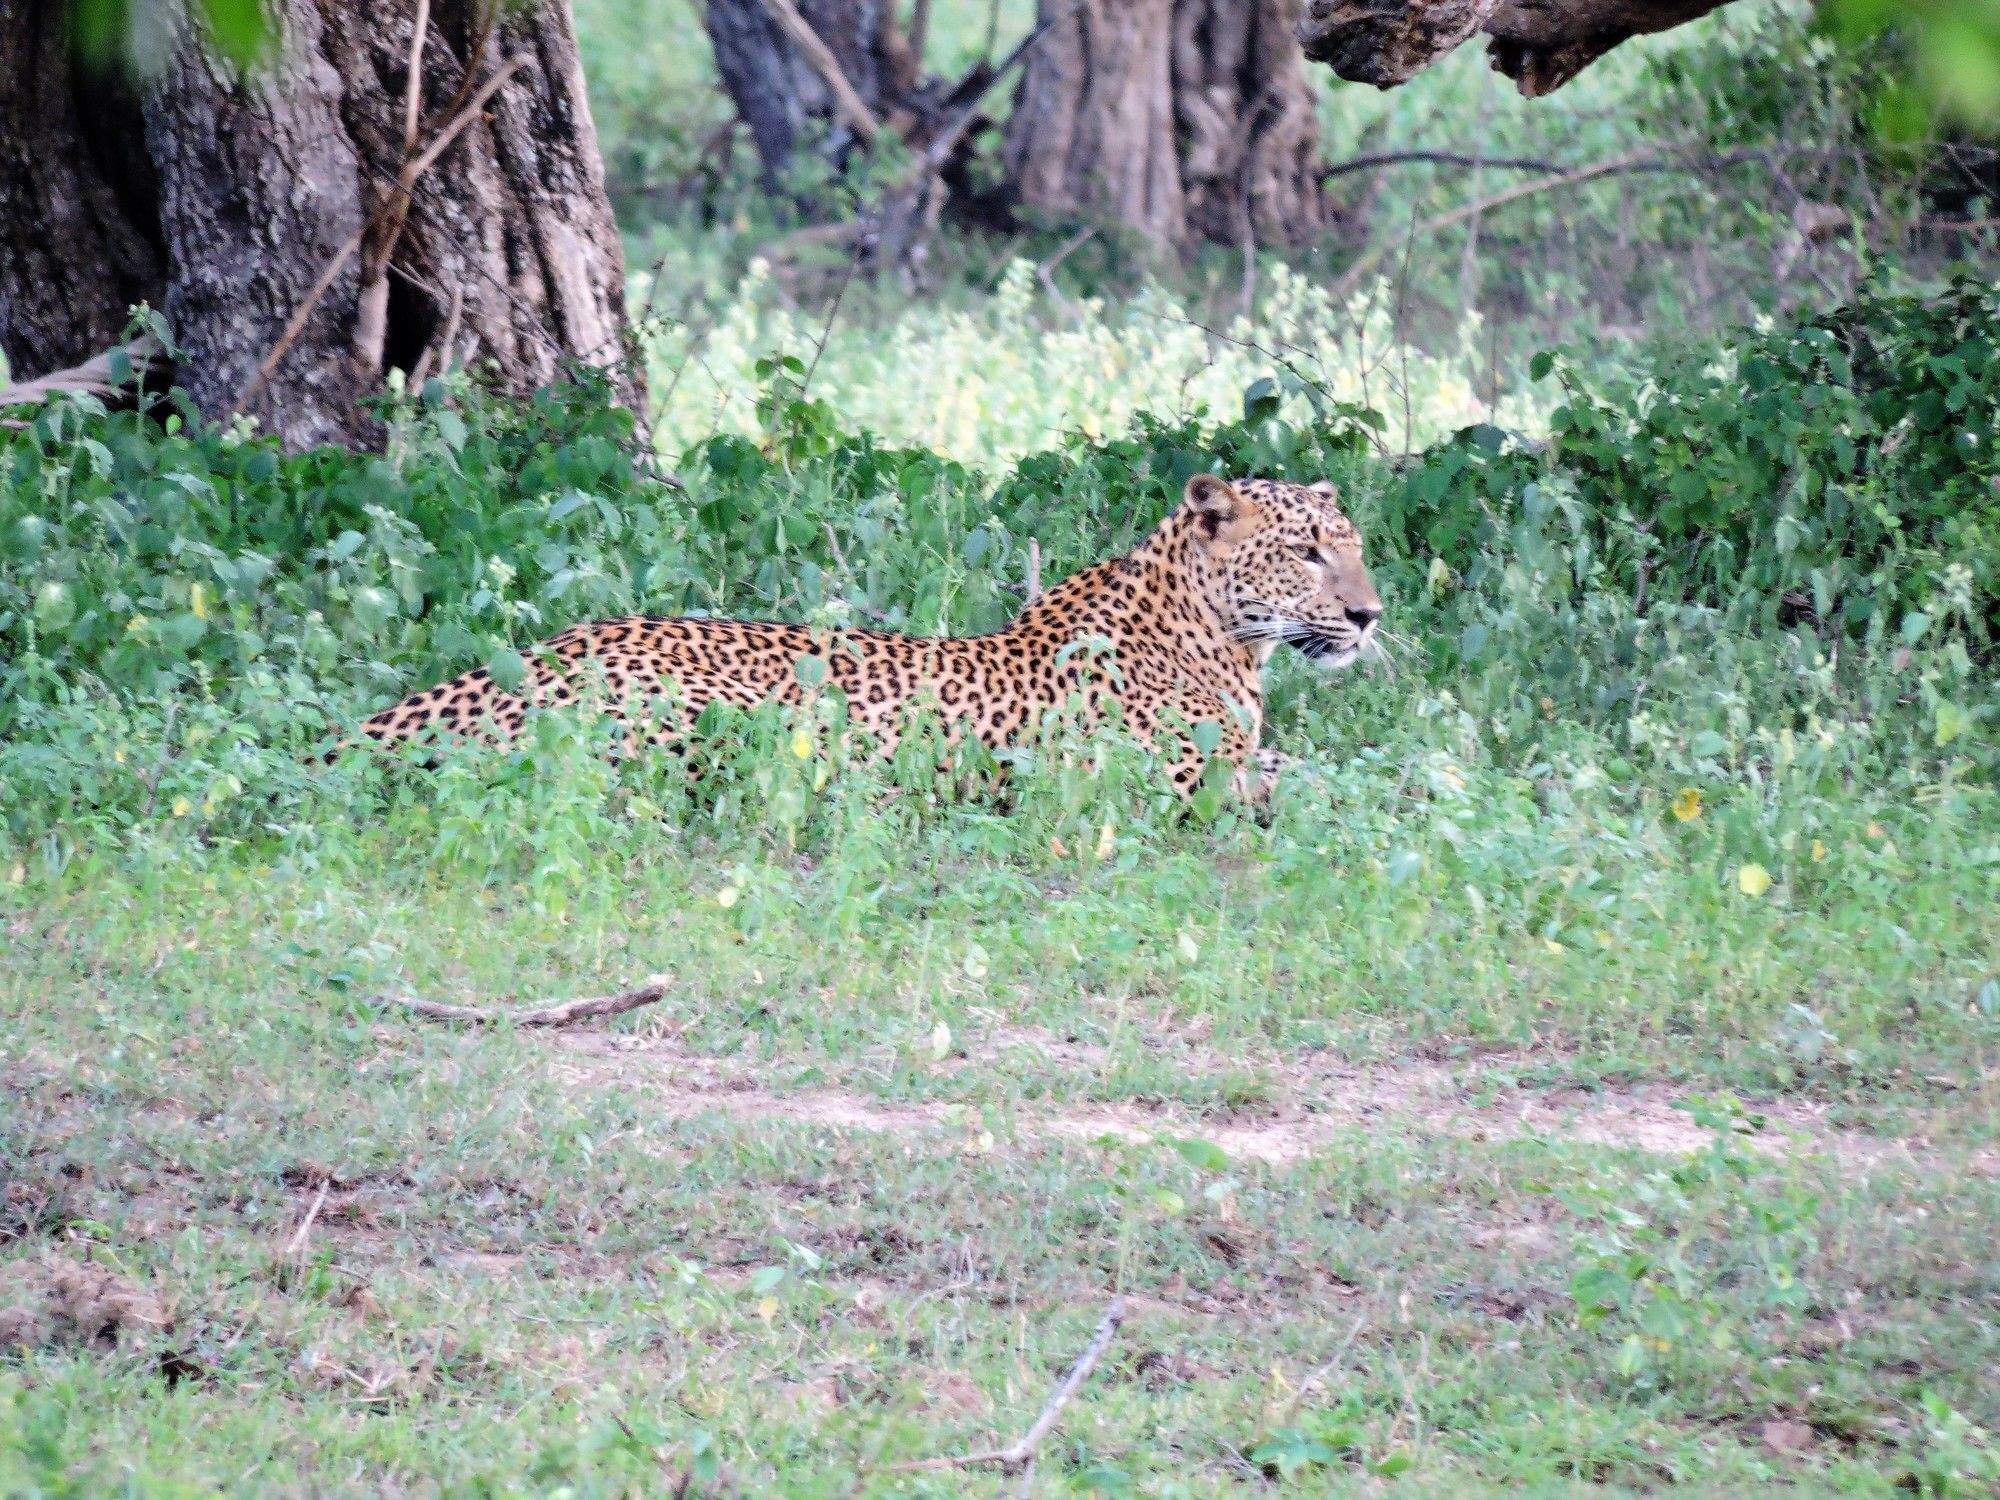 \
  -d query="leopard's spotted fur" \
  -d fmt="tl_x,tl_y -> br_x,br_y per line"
351,475 -> 1383,799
